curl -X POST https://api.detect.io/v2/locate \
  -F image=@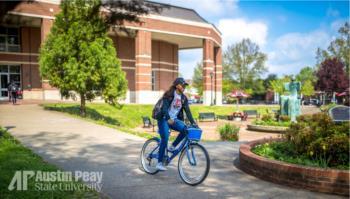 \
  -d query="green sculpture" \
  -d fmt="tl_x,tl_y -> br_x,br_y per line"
280,77 -> 301,122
